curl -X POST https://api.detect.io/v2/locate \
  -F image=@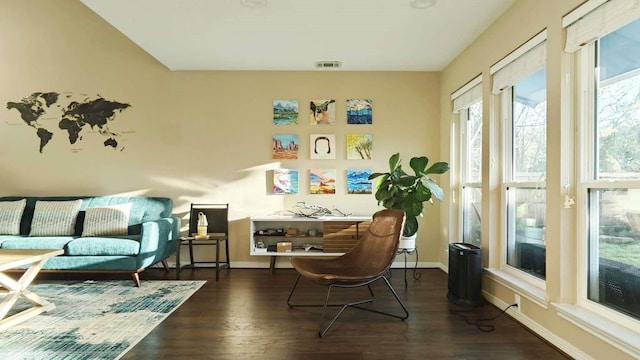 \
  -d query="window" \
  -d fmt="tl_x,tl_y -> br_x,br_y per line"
565,0 -> 640,324
583,18 -> 640,320
452,77 -> 482,247
491,31 -> 547,281
461,101 -> 482,247
505,68 -> 547,279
